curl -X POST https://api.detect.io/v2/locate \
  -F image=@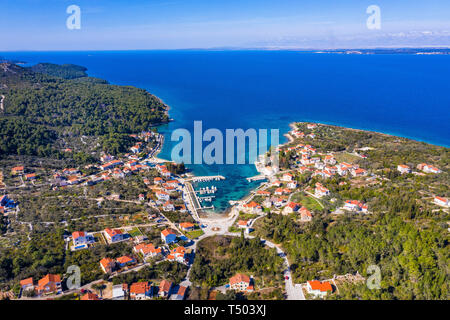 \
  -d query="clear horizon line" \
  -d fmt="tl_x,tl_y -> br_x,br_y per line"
2,45 -> 450,53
